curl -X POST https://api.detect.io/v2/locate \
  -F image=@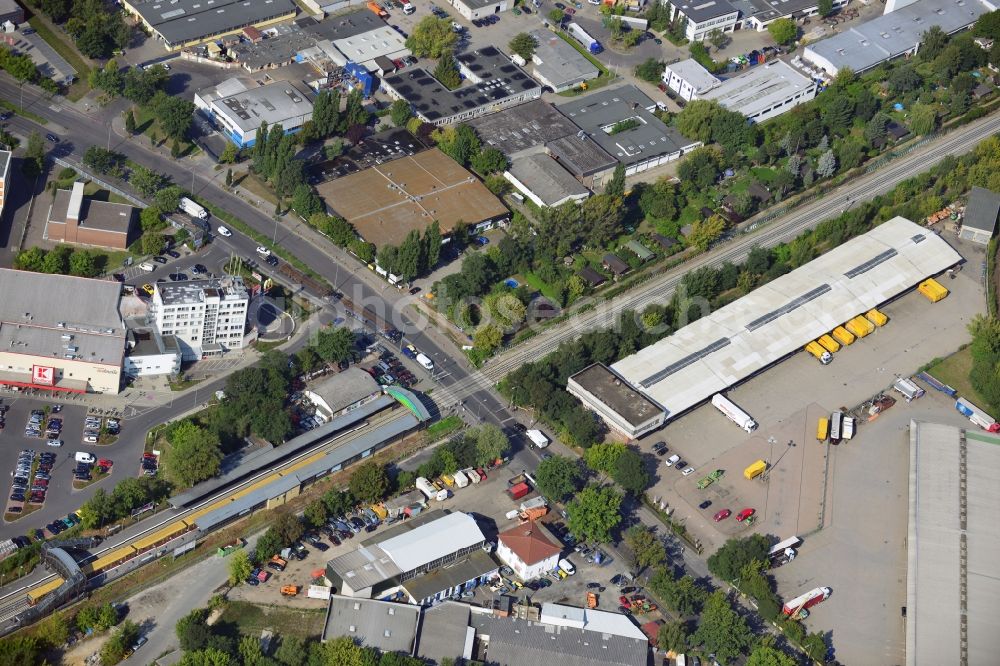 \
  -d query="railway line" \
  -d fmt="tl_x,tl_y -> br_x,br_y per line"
0,405 -> 415,622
